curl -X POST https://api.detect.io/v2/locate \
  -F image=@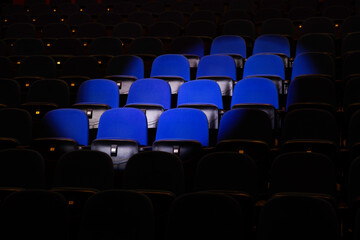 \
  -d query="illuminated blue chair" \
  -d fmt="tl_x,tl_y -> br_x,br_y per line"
73,79 -> 119,129
105,55 -> 144,96
216,108 -> 273,195
291,52 -> 335,82
125,78 -> 171,129
231,77 -> 279,129
152,108 -> 209,160
91,108 -> 147,170
31,108 -> 89,163
252,34 -> 291,68
196,54 -> 237,96
210,35 -> 247,79
242,53 -> 286,94
150,54 -> 190,94
177,80 -> 223,129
